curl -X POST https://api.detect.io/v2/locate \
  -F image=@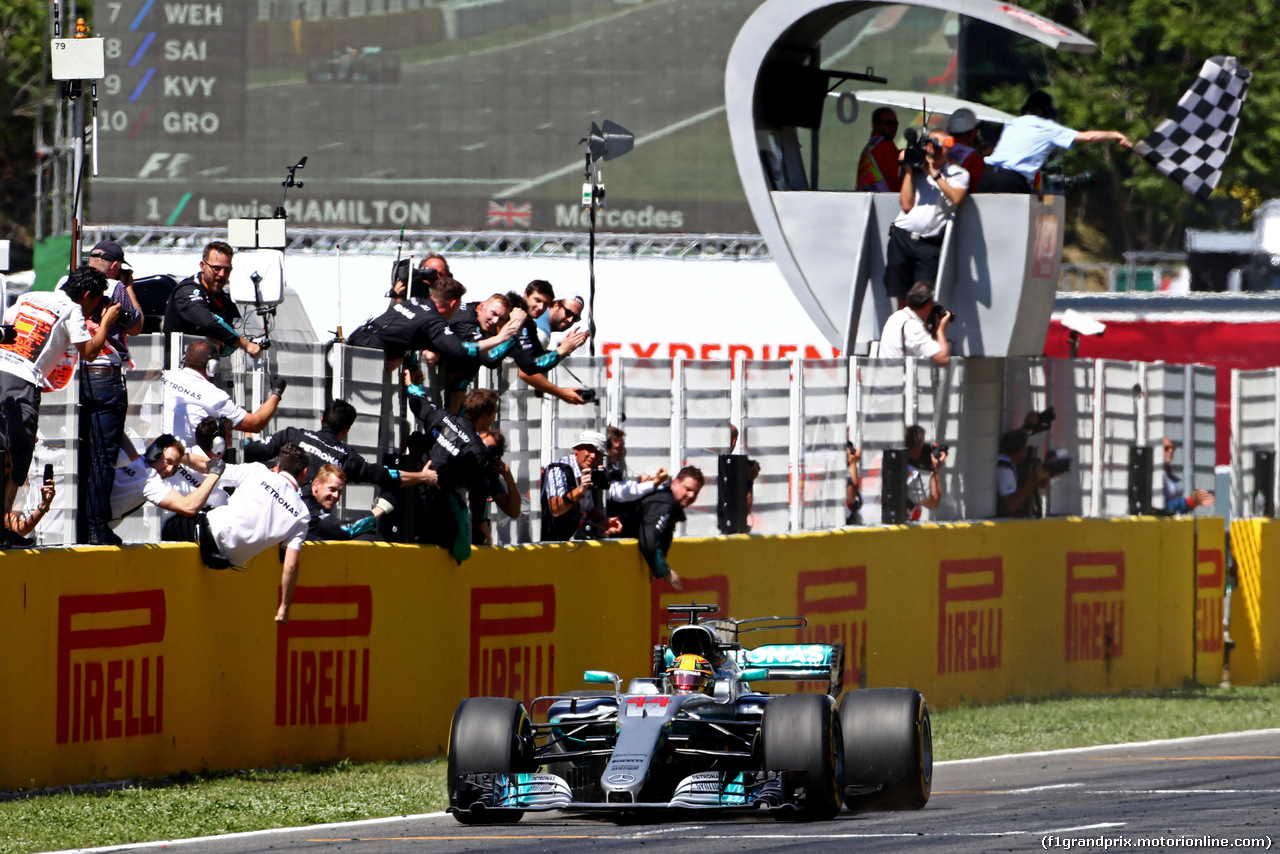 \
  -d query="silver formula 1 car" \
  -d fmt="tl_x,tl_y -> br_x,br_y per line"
447,604 -> 931,823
